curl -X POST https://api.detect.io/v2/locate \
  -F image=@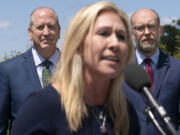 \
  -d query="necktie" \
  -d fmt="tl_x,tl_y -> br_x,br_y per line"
42,60 -> 52,87
144,58 -> 154,90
